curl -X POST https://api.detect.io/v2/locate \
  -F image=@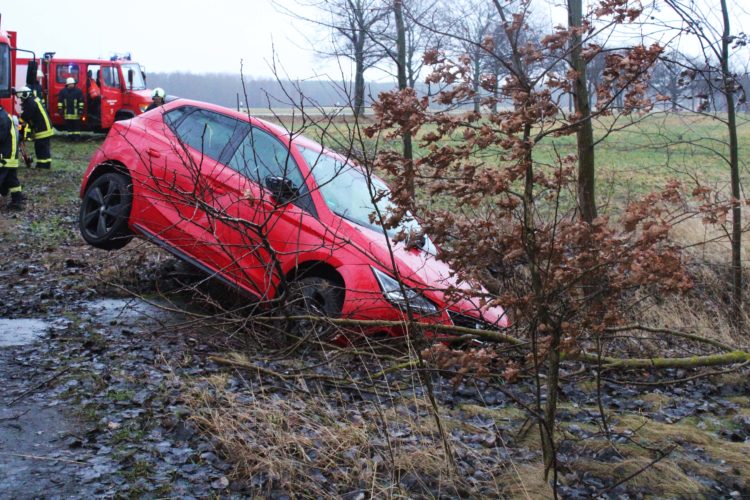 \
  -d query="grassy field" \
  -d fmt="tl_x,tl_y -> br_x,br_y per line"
273,111 -> 750,211
535,113 -> 750,204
